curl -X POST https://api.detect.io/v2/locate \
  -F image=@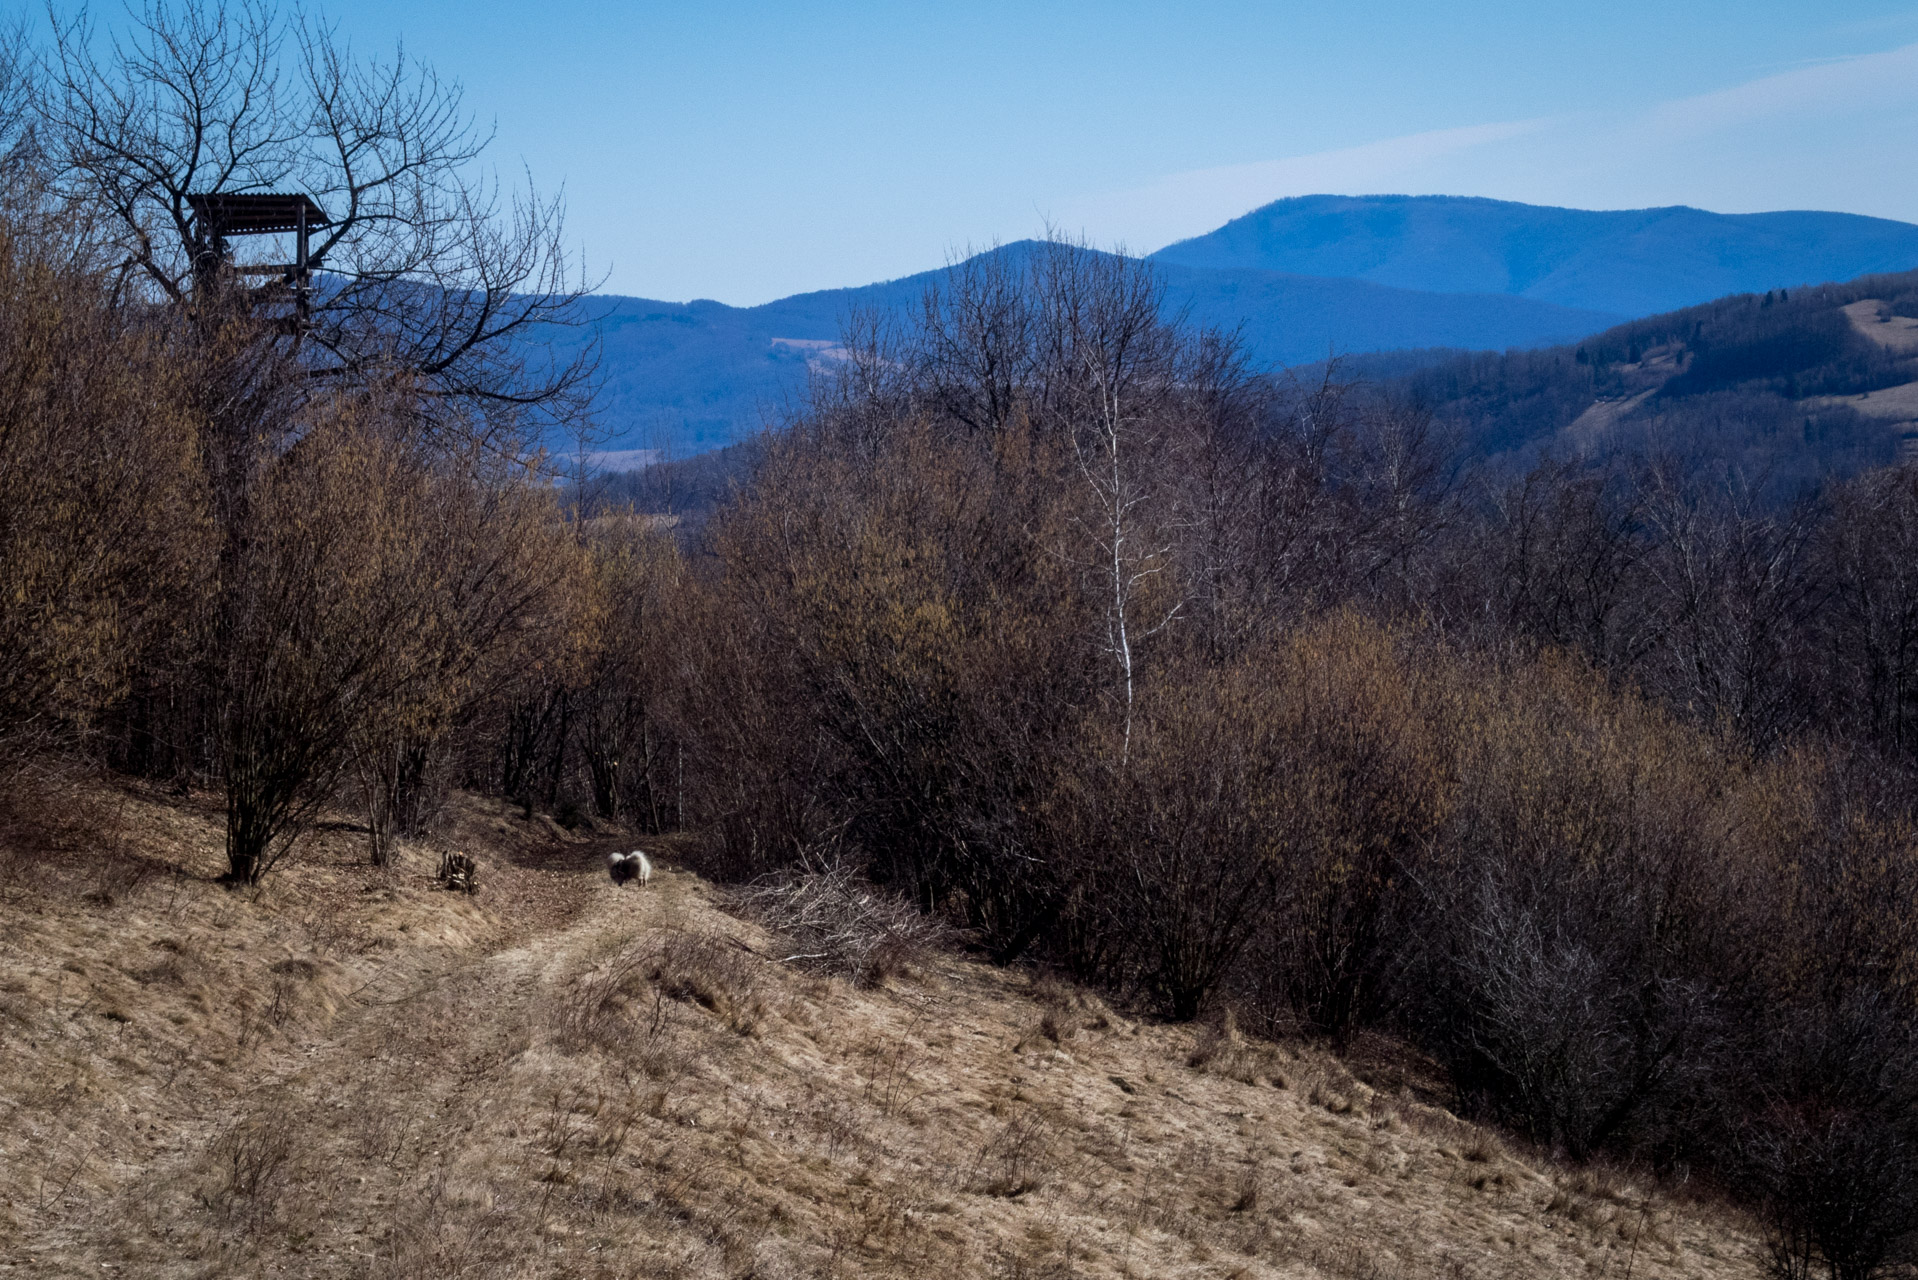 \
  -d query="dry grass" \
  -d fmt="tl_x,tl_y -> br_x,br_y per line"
1844,299 -> 1918,355
0,776 -> 1771,1278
